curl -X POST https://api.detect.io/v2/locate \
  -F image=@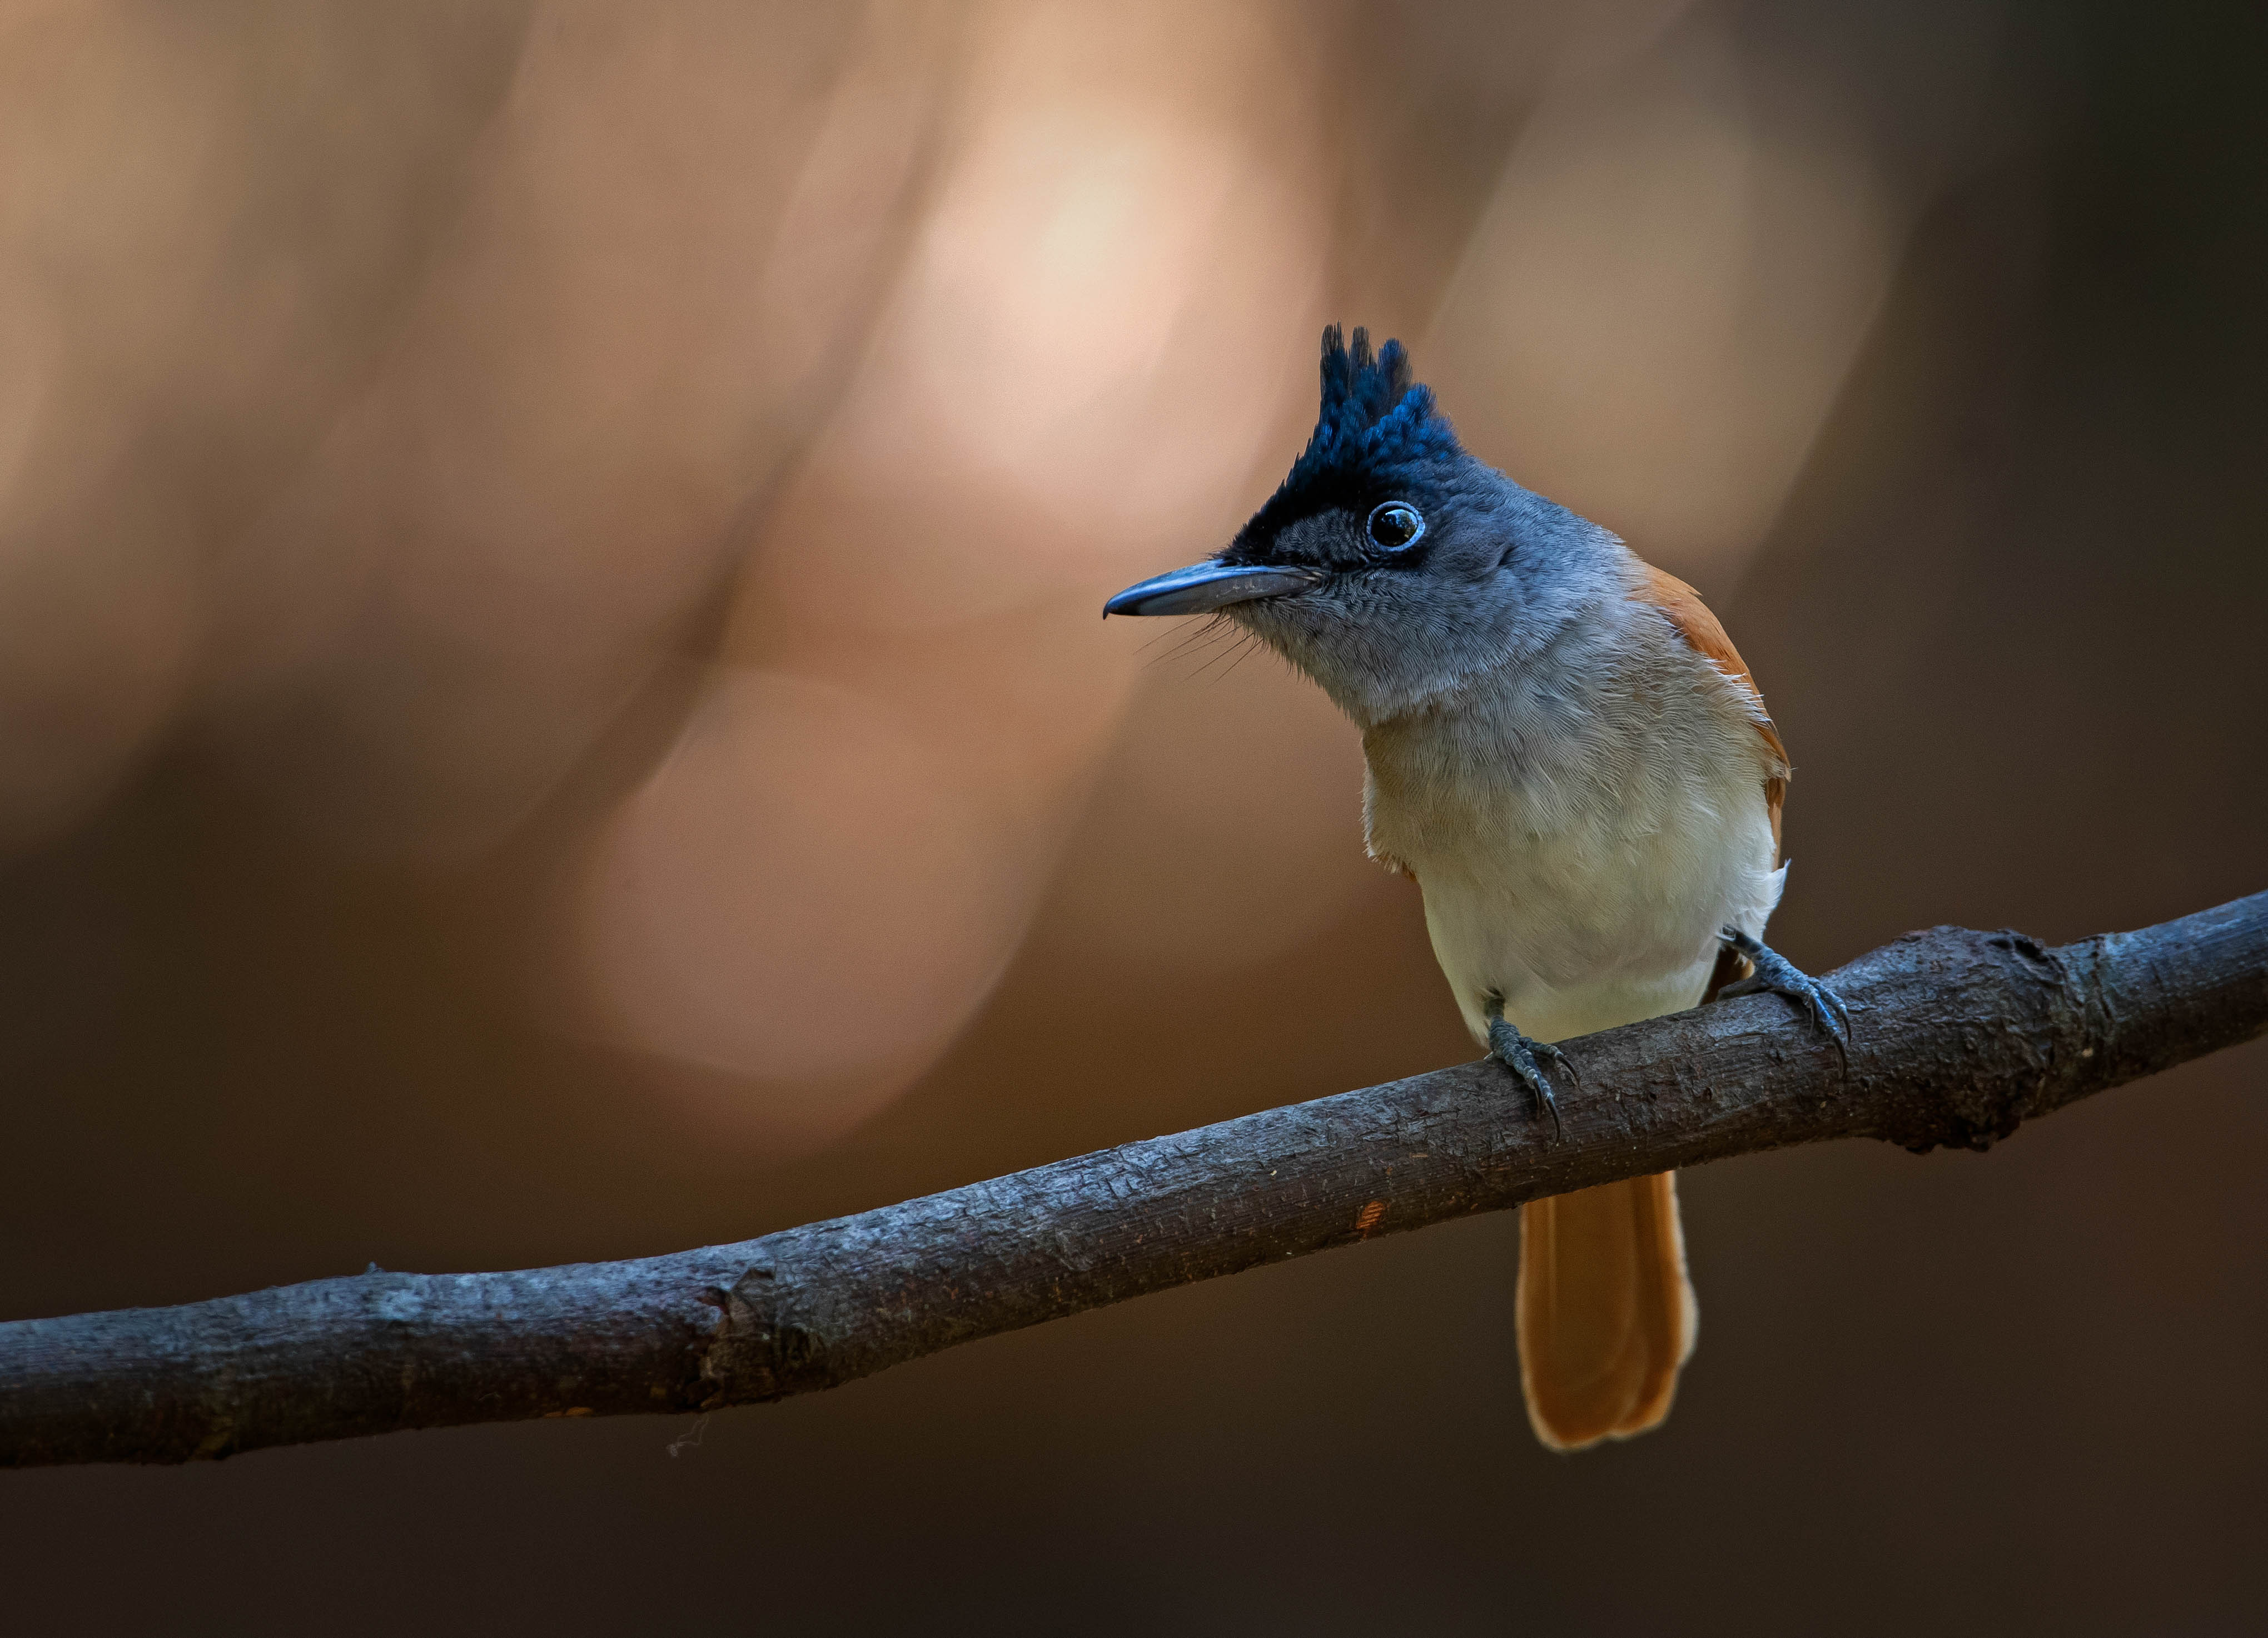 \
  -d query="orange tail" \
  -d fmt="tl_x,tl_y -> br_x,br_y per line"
1516,1171 -> 1698,1450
